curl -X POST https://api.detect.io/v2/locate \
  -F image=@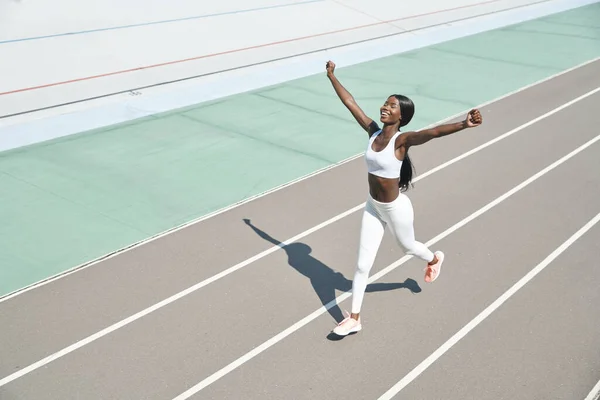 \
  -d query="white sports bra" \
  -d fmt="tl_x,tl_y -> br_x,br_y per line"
364,130 -> 403,179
